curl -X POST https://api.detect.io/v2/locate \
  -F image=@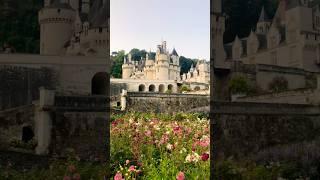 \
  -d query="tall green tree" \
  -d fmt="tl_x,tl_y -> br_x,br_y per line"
111,50 -> 125,78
